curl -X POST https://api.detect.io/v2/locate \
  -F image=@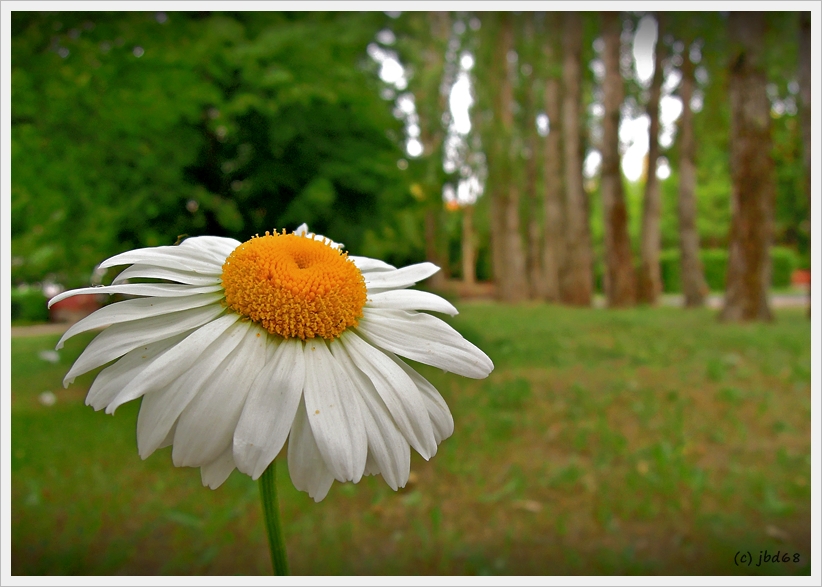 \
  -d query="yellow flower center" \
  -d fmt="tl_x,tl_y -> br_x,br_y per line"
221,231 -> 367,340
